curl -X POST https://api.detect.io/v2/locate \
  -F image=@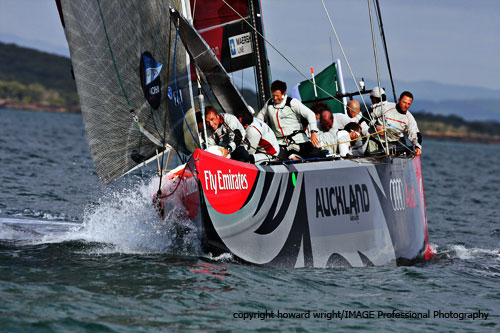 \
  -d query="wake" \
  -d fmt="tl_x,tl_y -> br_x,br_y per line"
0,175 -> 201,255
